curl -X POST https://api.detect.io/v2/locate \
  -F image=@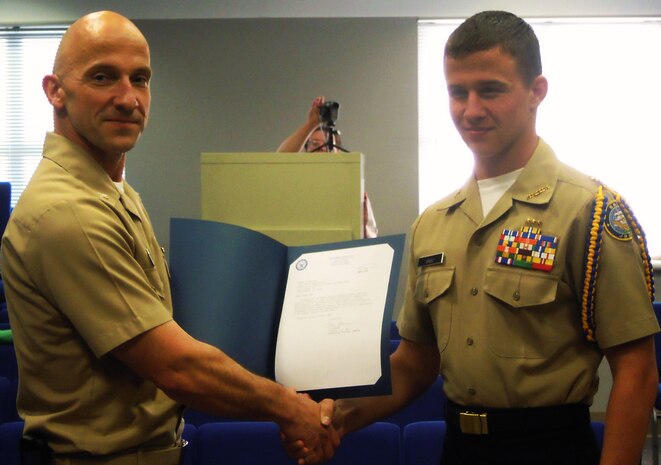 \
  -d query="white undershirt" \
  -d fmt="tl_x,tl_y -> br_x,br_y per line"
476,168 -> 523,217
113,181 -> 125,194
